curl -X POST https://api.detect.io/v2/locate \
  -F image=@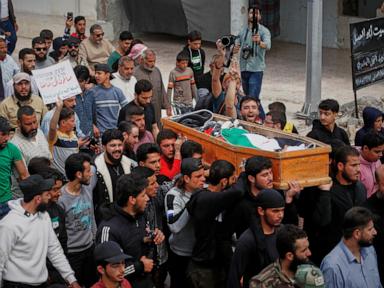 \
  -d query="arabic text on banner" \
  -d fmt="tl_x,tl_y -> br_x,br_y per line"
32,60 -> 82,105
